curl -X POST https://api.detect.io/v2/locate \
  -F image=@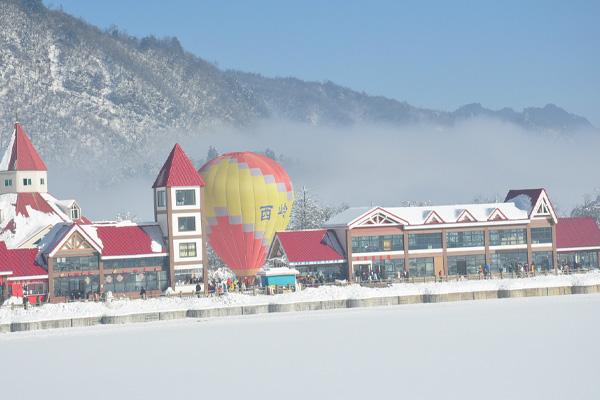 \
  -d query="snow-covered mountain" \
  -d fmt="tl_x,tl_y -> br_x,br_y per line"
0,0 -> 596,182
